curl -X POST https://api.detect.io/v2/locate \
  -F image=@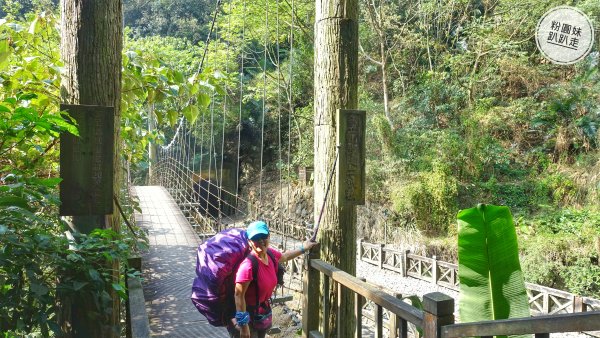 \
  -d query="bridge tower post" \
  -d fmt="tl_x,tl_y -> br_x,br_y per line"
313,0 -> 361,333
59,0 -> 123,337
